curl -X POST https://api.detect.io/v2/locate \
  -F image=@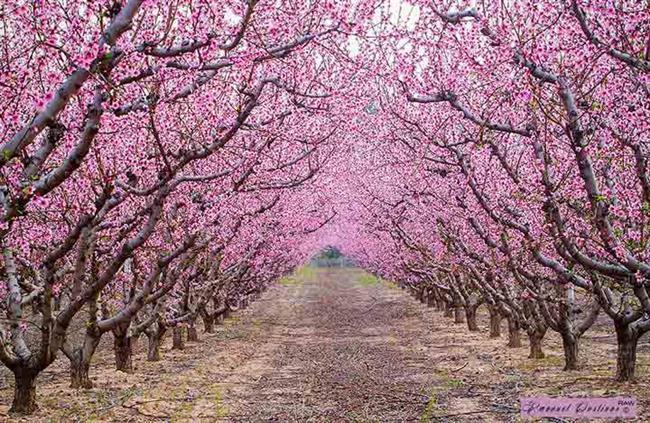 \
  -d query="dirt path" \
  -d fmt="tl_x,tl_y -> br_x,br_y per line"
211,267 -> 441,421
141,266 -> 449,422
2,267 -> 648,422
